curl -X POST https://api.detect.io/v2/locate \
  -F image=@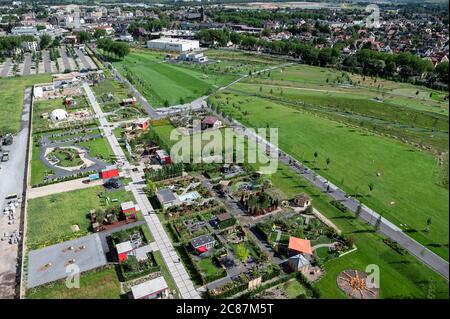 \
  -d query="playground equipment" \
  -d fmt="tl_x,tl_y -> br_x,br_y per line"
336,269 -> 379,299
